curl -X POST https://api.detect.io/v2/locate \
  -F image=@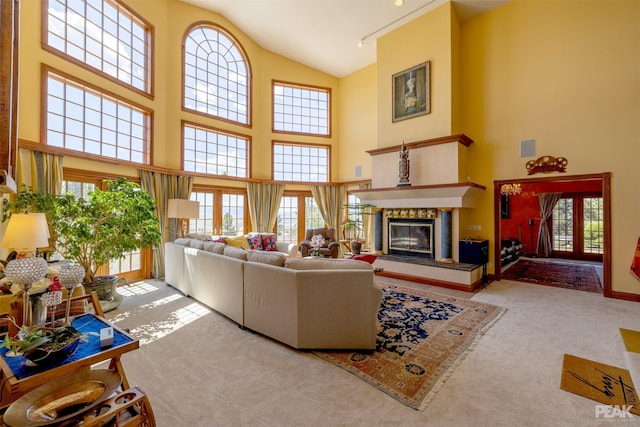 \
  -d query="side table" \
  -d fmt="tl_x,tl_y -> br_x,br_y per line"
0,313 -> 139,407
